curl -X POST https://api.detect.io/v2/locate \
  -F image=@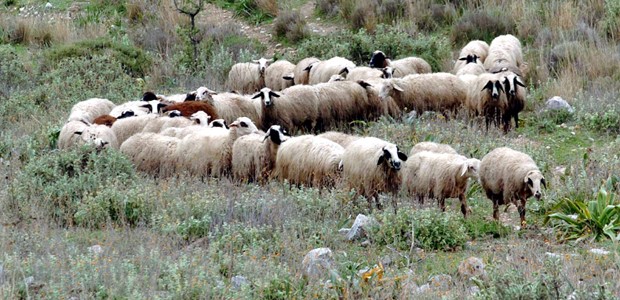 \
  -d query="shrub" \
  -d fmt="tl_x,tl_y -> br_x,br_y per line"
545,179 -> 620,242
272,10 -> 309,43
0,45 -> 31,98
371,208 -> 469,251
5,147 -> 151,228
316,0 -> 339,18
450,8 -> 517,46
216,0 -> 276,24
